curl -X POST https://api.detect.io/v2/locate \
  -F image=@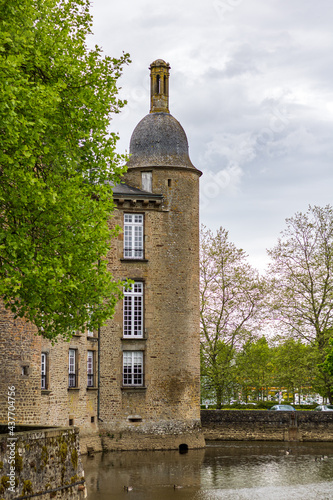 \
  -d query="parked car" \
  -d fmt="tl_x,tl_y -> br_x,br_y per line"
269,405 -> 296,411
314,404 -> 333,411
